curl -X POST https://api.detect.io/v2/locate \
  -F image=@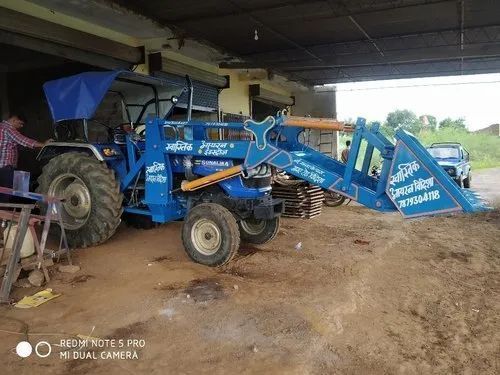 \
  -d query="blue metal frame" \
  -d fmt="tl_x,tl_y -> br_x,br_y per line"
116,113 -> 488,223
